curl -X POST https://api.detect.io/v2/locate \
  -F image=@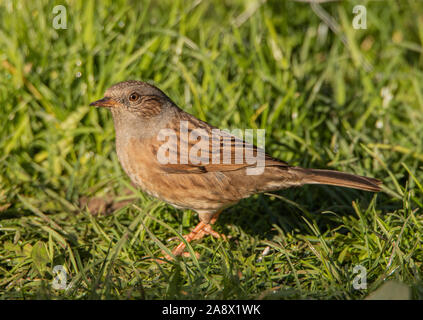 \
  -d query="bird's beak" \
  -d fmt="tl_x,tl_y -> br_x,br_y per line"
89,97 -> 119,108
